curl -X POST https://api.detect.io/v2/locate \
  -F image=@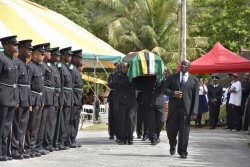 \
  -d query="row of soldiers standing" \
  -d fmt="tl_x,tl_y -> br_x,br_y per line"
0,35 -> 83,161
